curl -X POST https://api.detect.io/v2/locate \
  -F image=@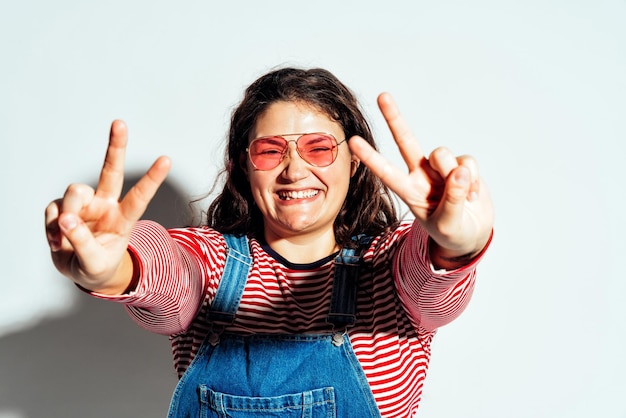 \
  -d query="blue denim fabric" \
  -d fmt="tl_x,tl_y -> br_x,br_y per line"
208,234 -> 252,324
199,385 -> 335,417
168,235 -> 381,418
